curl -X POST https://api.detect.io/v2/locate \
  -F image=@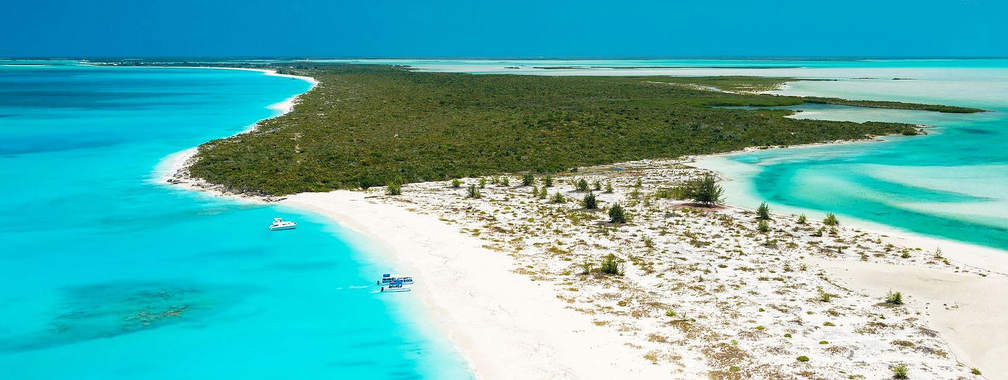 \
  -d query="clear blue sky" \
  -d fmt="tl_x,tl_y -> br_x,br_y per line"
2,0 -> 1005,58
